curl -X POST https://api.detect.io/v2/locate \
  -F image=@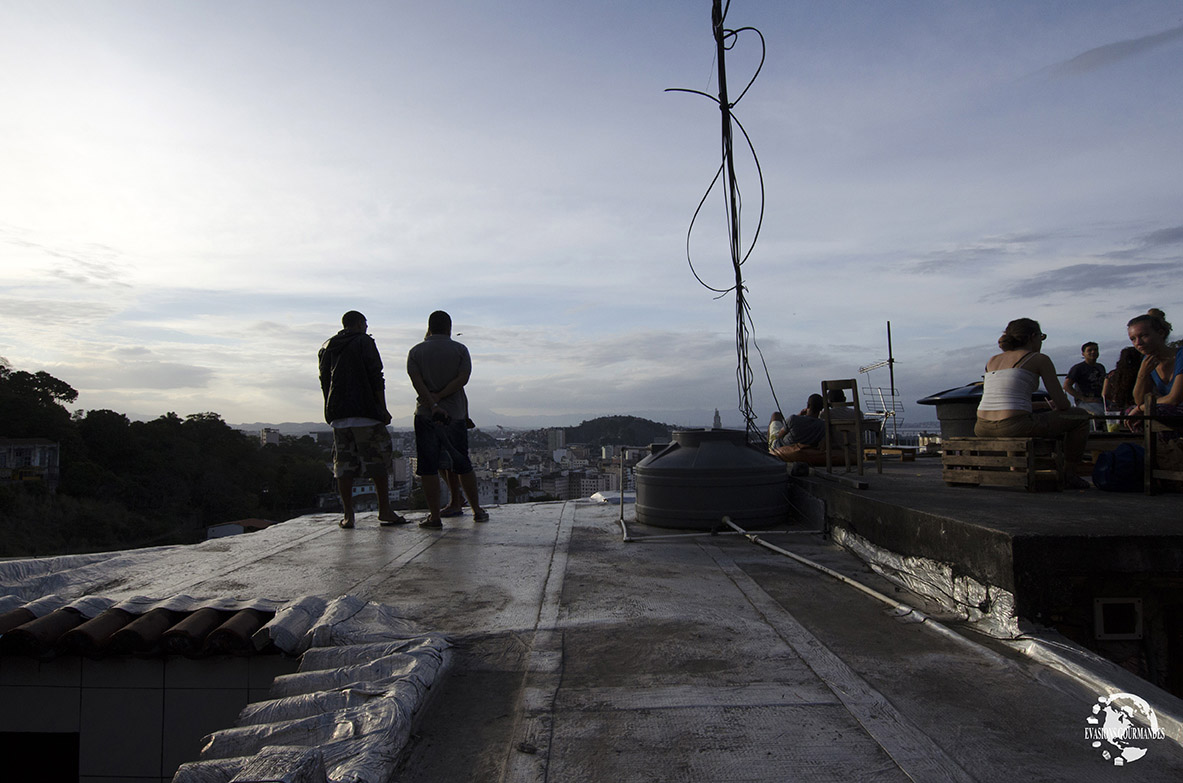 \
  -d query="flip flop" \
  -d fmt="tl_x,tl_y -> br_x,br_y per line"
440,508 -> 464,518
